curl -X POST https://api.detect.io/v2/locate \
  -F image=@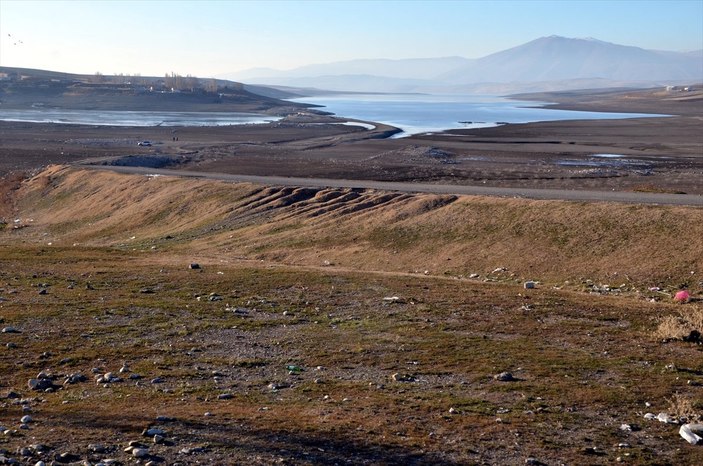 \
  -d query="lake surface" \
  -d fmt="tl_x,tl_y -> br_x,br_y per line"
0,94 -> 666,132
0,109 -> 280,127
290,94 -> 666,136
